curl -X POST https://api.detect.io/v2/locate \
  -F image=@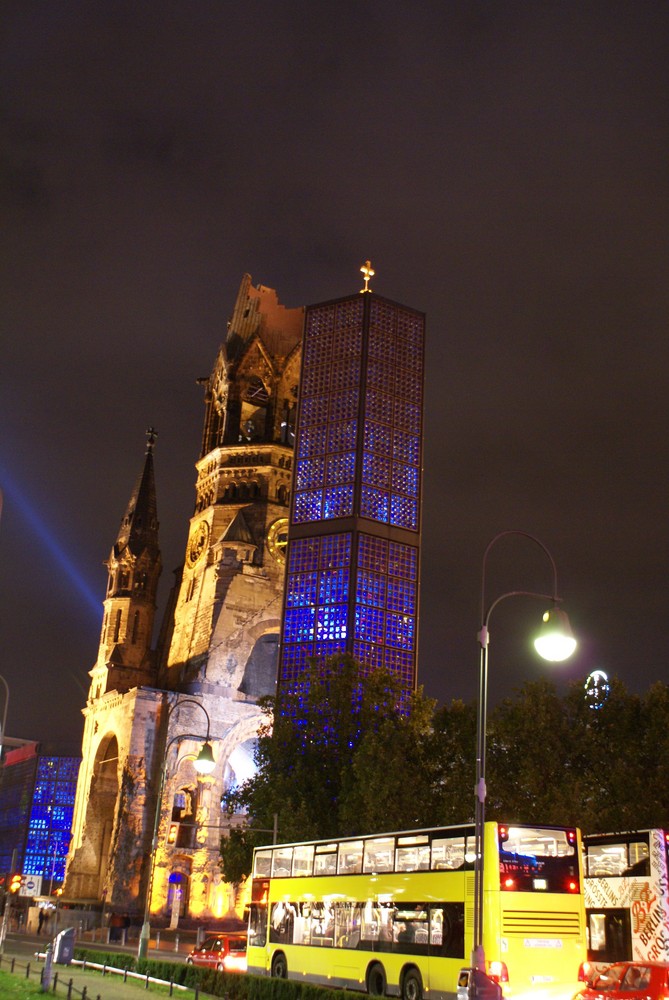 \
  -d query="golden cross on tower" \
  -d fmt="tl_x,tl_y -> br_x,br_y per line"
146,426 -> 158,453
360,259 -> 375,293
